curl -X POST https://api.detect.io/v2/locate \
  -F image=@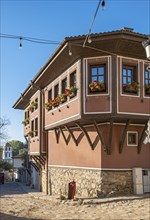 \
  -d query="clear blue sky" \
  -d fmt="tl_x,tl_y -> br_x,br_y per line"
0,0 -> 150,143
